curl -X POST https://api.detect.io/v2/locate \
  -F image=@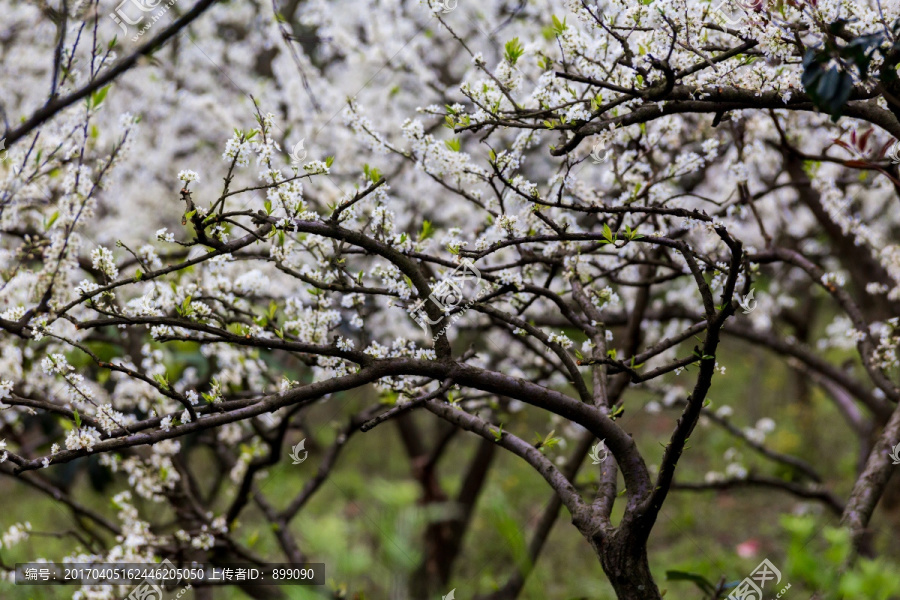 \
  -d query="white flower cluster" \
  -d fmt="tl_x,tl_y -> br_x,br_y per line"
222,132 -> 253,167
65,427 -> 102,453
592,286 -> 621,309
41,353 -> 74,376
547,332 -> 573,349
722,447 -> 748,480
0,0 -> 897,577
156,228 -> 175,243
0,379 -> 11,402
112,441 -> 182,501
110,491 -> 157,556
178,169 -> 200,183
743,418 -> 776,445
230,439 -> 266,483
95,404 -> 132,434
0,522 -> 31,549
190,525 -> 216,550
90,246 -> 119,280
